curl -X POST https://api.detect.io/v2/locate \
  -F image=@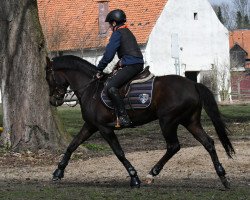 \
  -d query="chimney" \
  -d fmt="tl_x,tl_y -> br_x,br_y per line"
98,1 -> 109,36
